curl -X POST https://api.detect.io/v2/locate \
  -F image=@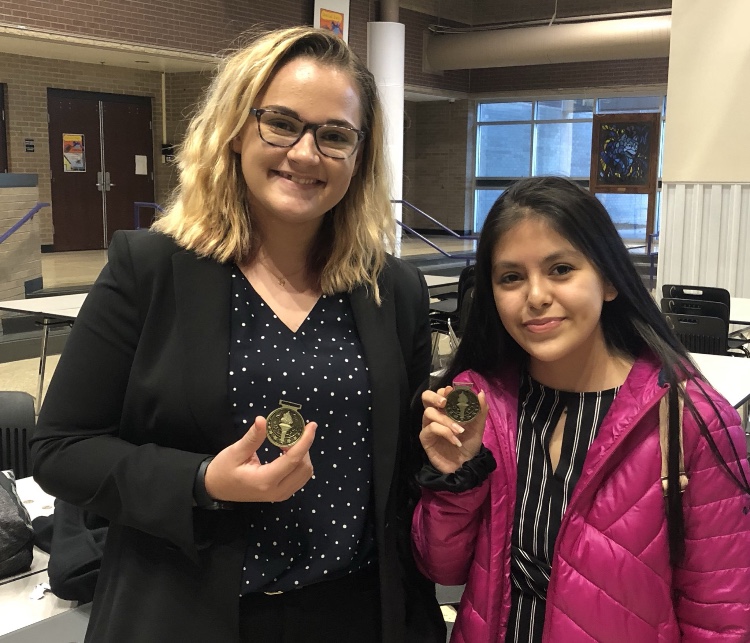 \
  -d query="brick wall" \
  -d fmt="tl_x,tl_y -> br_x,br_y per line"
0,186 -> 41,301
406,99 -> 475,234
0,0 -> 310,56
472,0 -> 671,25
471,58 -> 670,93
403,101 -> 418,207
162,71 -> 215,198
